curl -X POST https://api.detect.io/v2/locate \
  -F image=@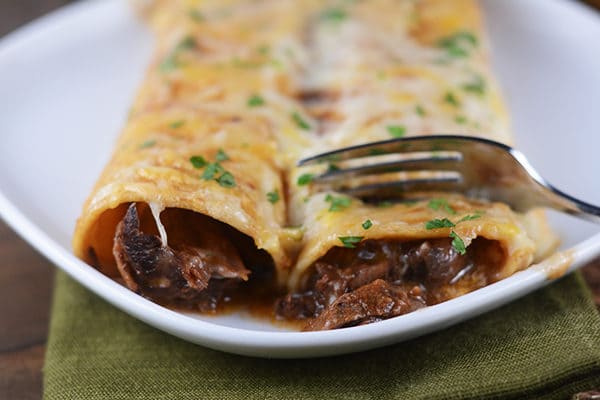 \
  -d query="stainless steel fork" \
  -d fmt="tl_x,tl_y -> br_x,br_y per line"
298,135 -> 600,223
